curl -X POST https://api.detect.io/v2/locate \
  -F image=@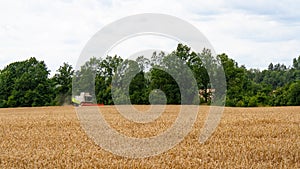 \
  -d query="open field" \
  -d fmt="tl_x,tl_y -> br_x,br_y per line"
0,106 -> 299,168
